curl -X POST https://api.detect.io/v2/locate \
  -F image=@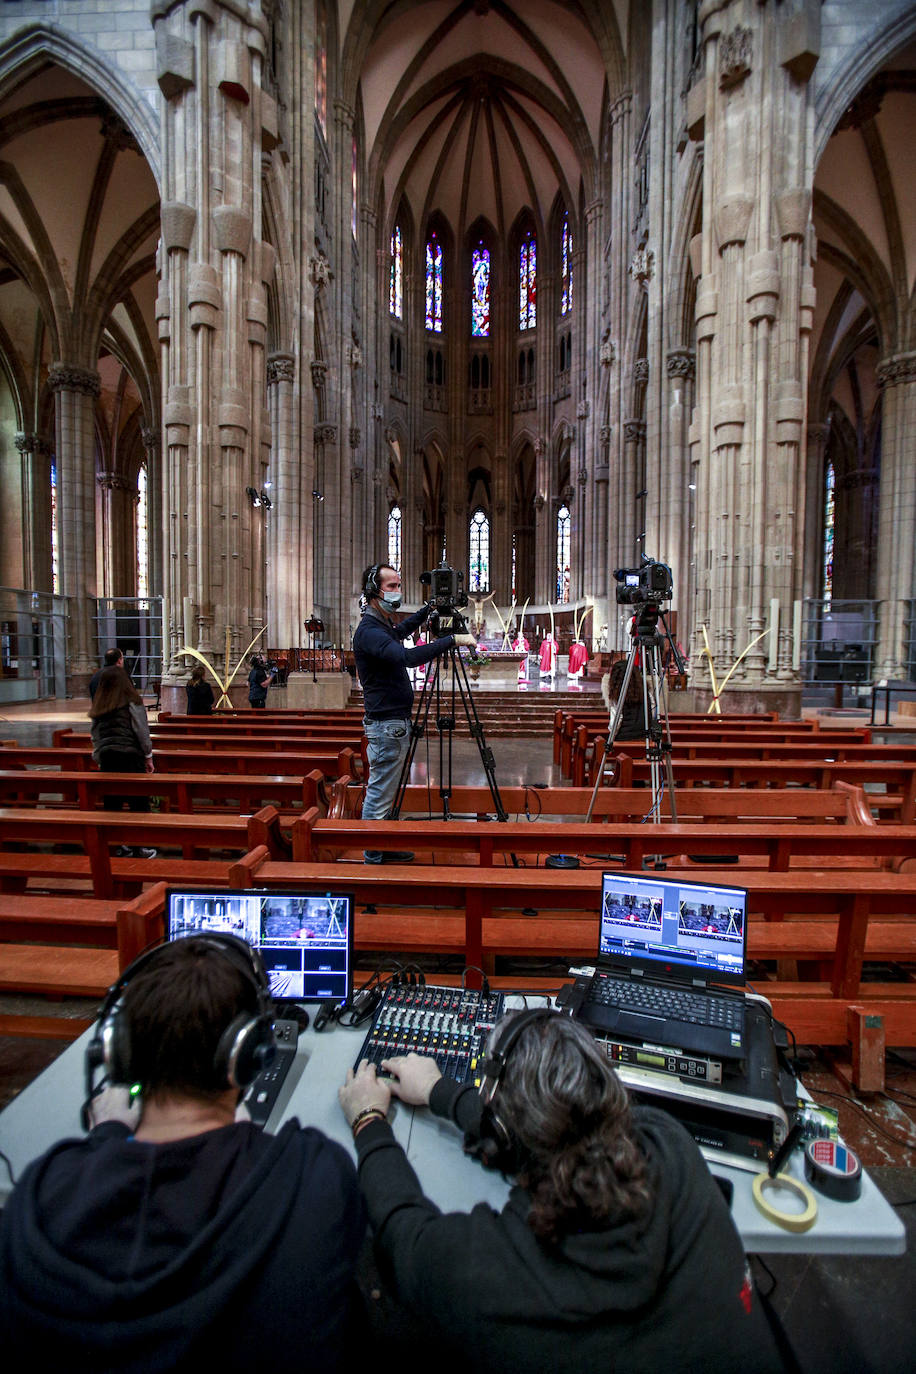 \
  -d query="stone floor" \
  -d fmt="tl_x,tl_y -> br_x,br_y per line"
0,694 -> 914,1369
